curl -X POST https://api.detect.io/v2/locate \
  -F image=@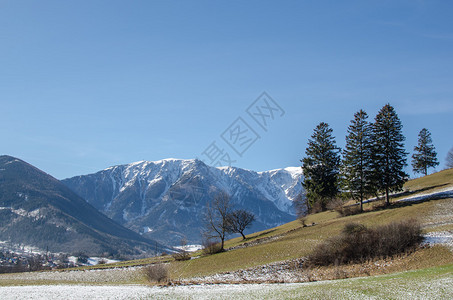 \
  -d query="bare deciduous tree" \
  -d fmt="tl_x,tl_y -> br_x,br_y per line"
293,192 -> 308,219
226,209 -> 255,240
446,147 -> 453,169
143,264 -> 168,283
203,192 -> 232,251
